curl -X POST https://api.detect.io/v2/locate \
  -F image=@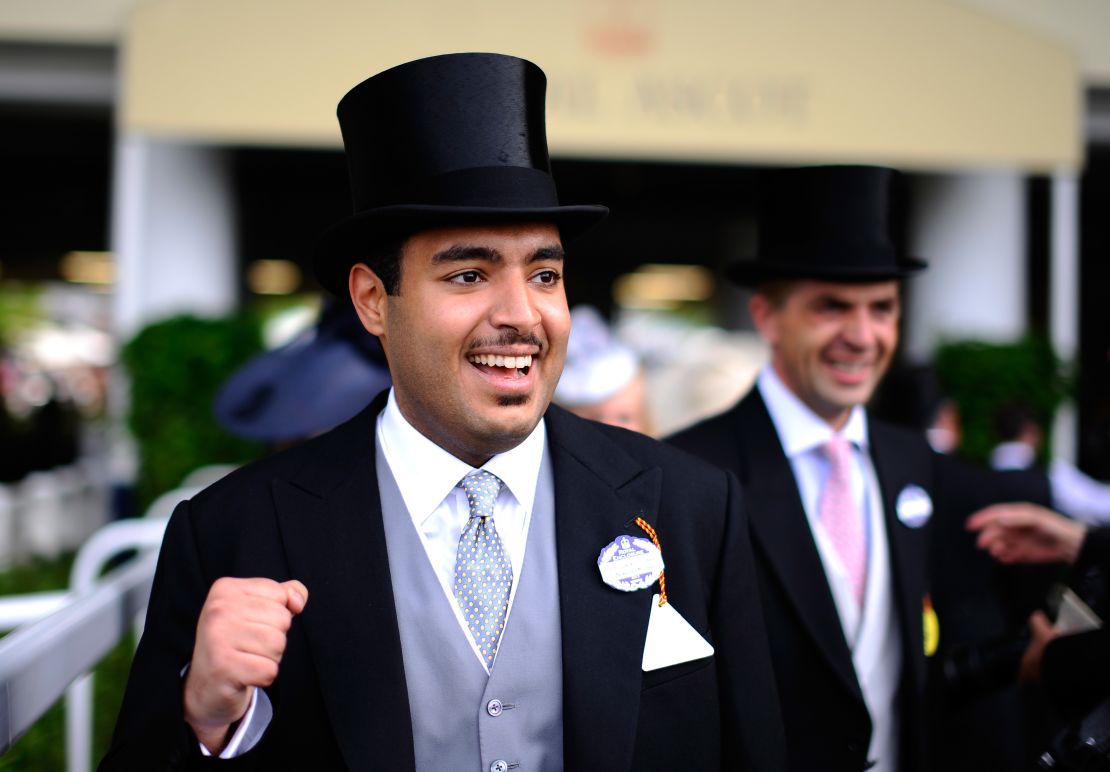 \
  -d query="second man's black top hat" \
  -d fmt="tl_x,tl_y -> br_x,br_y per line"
313,52 -> 609,296
726,165 -> 927,286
